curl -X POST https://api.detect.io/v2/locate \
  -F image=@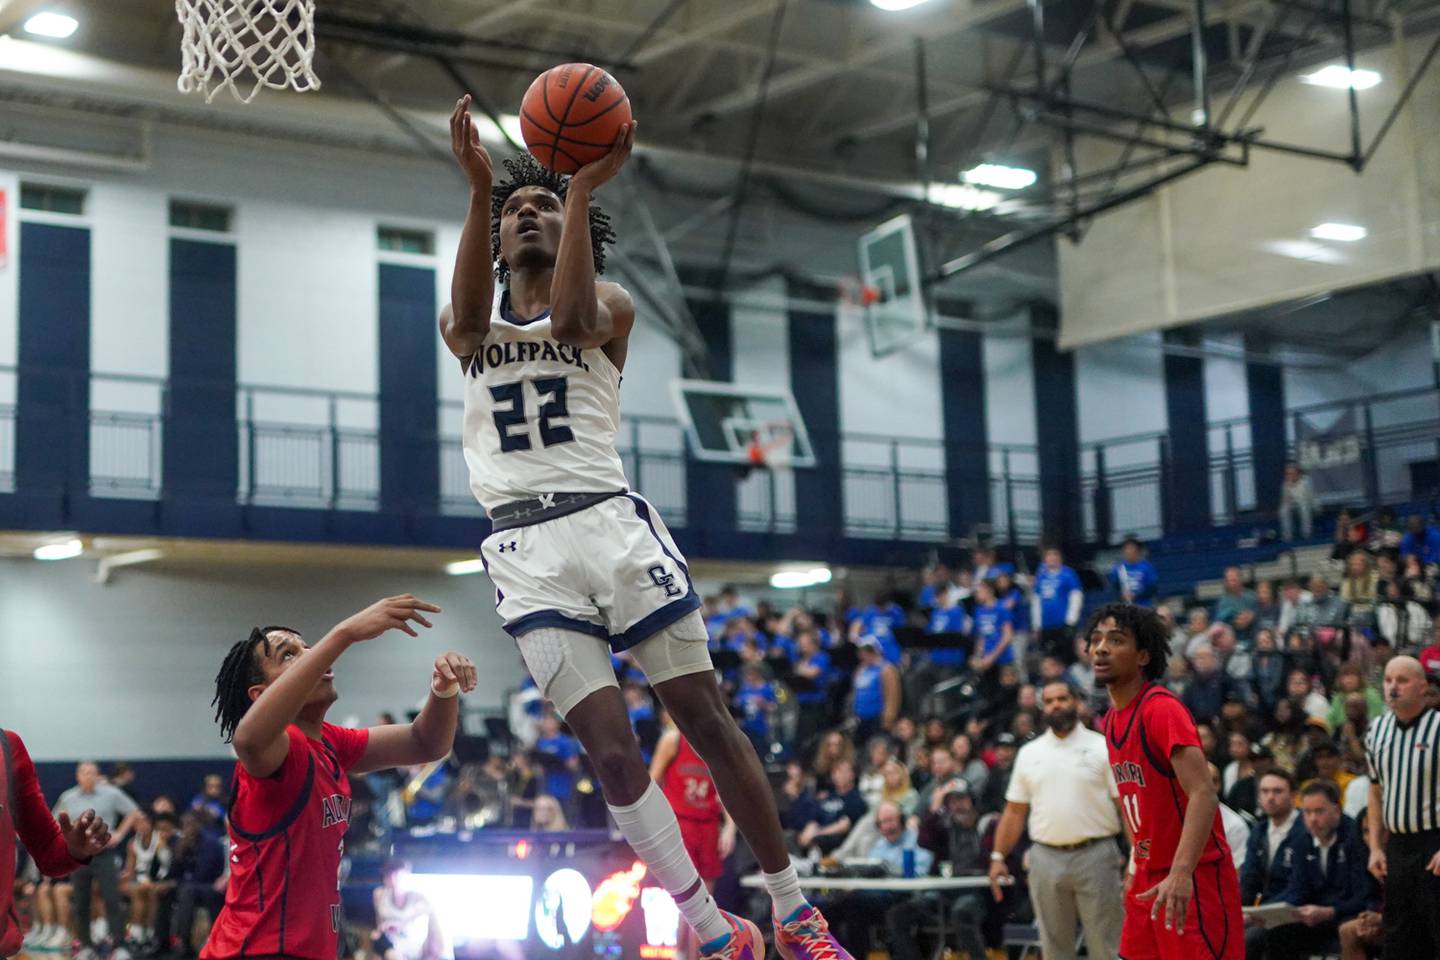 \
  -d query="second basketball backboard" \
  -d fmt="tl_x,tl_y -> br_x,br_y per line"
670,380 -> 817,468
858,213 -> 929,358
